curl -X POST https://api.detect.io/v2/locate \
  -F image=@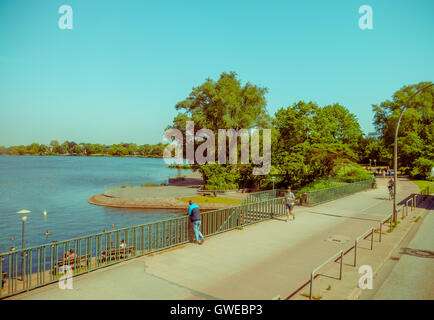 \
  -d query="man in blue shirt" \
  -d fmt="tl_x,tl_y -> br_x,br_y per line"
188,200 -> 205,244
